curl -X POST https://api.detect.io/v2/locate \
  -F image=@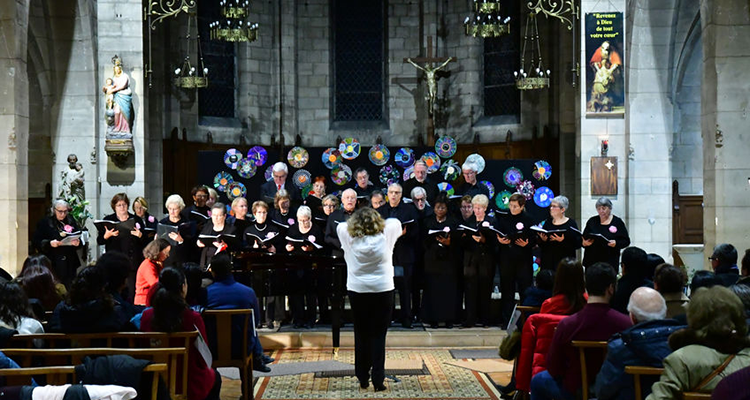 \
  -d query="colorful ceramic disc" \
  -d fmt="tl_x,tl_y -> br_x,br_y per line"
503,167 -> 524,187
301,184 -> 313,200
293,169 -> 312,189
435,136 -> 457,158
223,148 -> 243,169
439,160 -> 460,181
533,160 -> 552,181
395,148 -> 415,168
368,145 -> 390,166
213,172 -> 234,192
465,153 -> 486,174
247,146 -> 267,167
322,148 -> 343,169
338,138 -> 361,160
236,158 -> 257,179
331,164 -> 352,186
226,182 -> 247,200
287,146 -> 310,168
403,166 -> 415,182
516,180 -> 536,200
534,186 -> 554,208
264,166 -> 274,182
379,165 -> 400,187
480,180 -> 495,199
496,190 -> 513,210
420,152 -> 442,174
436,182 -> 455,197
